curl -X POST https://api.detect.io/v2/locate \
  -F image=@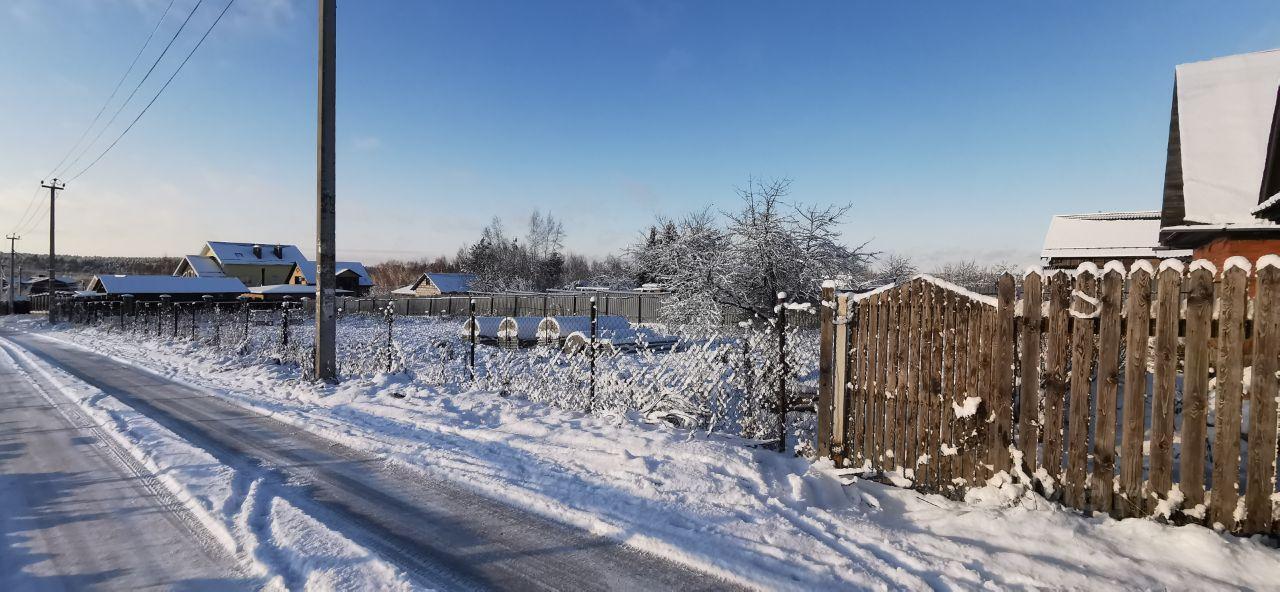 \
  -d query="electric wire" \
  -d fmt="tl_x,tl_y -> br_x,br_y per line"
67,0 -> 235,182
44,0 -> 178,181
56,0 -> 205,179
